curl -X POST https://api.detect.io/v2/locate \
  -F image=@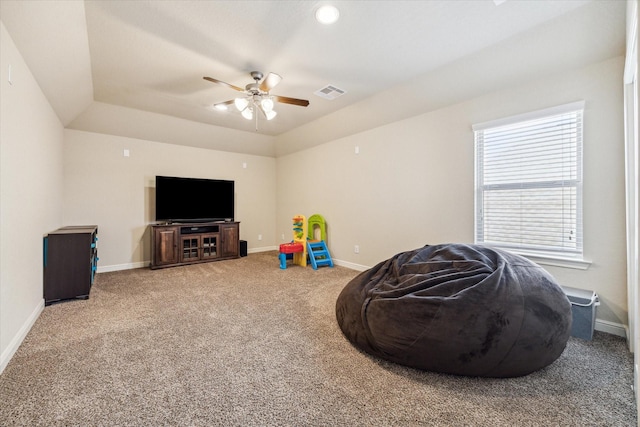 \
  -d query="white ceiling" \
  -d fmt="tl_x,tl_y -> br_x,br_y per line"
0,0 -> 626,155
